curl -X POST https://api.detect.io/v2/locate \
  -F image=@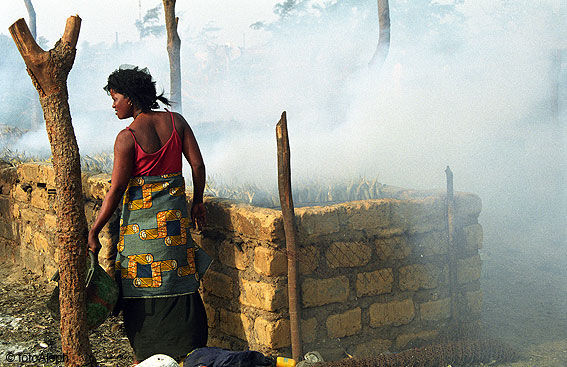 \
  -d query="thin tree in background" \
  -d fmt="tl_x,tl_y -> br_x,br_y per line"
135,4 -> 165,40
23,0 -> 36,38
163,0 -> 182,113
9,16 -> 96,367
369,0 -> 390,69
23,0 -> 42,130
